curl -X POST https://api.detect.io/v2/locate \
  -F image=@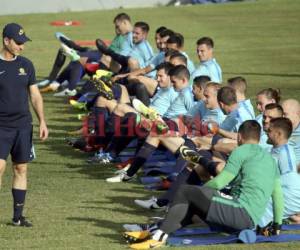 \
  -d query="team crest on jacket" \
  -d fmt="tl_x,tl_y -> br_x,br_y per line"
18,68 -> 27,76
